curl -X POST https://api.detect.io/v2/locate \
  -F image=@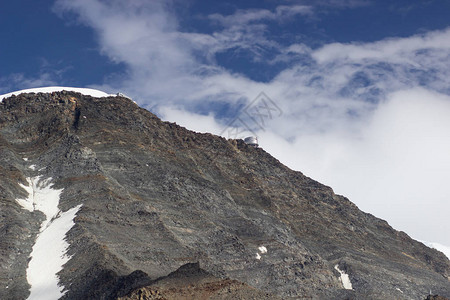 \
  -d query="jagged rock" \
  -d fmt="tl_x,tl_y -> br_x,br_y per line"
0,91 -> 449,299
